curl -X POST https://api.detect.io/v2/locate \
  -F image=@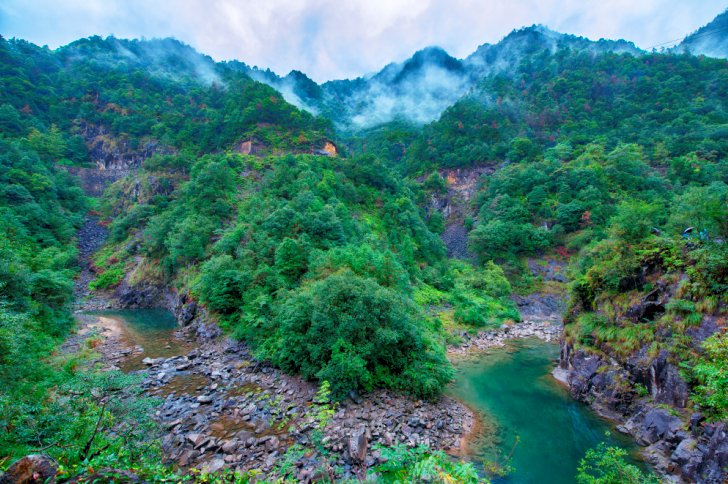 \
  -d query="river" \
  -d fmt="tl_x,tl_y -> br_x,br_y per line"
83,310 -> 644,482
449,338 -> 643,483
